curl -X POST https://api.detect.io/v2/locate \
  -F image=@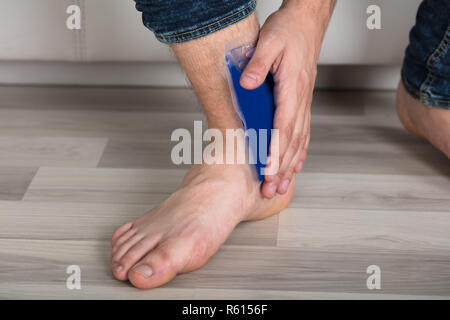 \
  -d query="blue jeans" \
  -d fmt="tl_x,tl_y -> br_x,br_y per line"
134,0 -> 450,109
134,0 -> 256,44
402,0 -> 450,109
